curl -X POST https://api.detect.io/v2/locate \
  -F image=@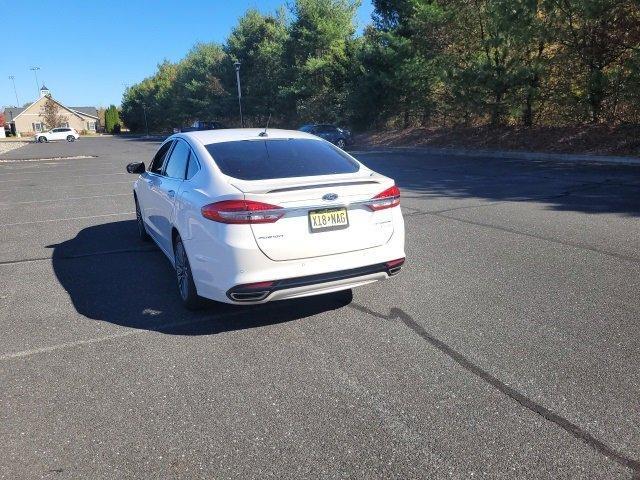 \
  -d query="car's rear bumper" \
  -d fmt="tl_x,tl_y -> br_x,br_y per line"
226,258 -> 404,303
184,206 -> 405,304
